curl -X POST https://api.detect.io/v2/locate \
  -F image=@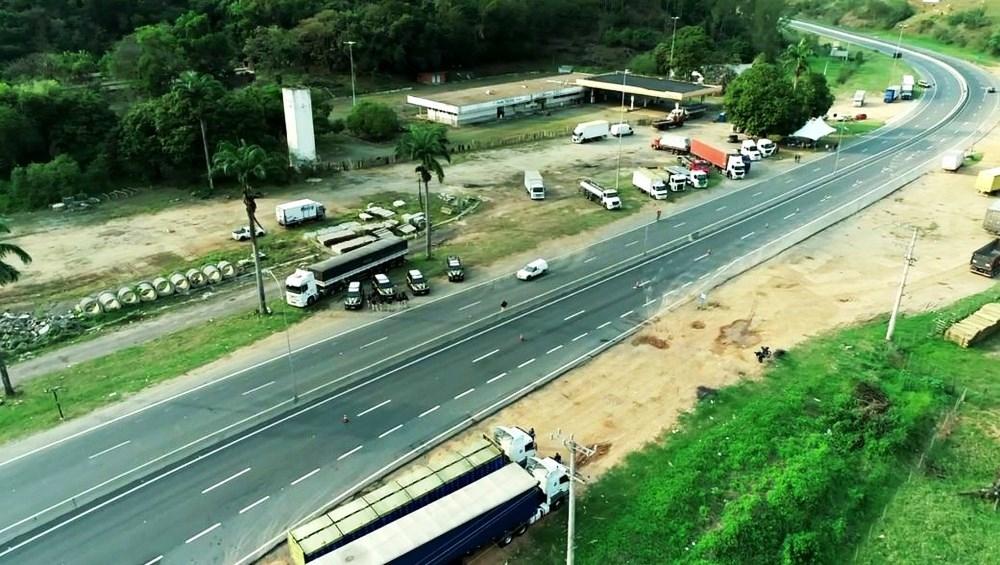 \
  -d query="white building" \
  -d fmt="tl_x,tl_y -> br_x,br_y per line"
282,88 -> 317,166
